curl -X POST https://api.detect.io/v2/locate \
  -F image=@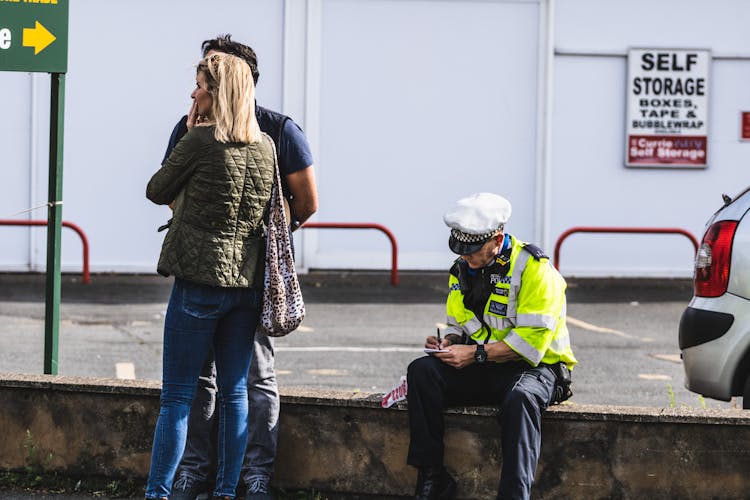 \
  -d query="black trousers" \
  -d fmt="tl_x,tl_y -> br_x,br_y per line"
406,356 -> 557,500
